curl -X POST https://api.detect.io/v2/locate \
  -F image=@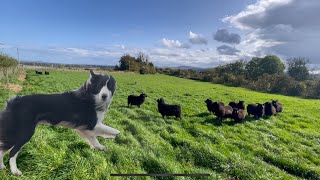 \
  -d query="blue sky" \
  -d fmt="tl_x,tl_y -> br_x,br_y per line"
1,0 -> 320,69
